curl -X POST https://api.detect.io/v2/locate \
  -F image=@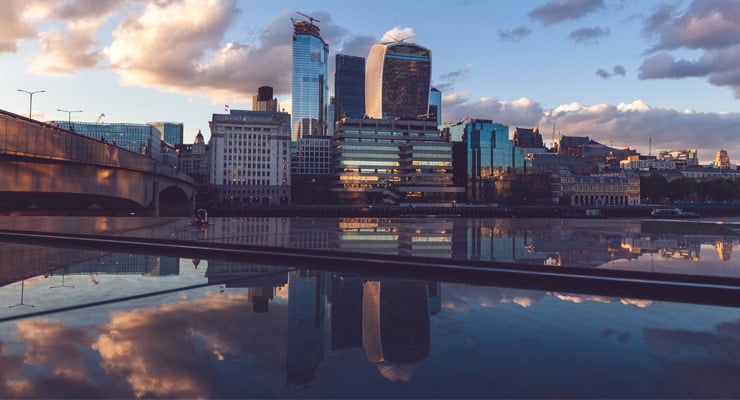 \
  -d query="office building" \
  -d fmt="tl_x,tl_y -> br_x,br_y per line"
149,121 -> 184,145
551,170 -> 641,206
658,149 -> 699,168
334,54 -> 366,121
176,130 -> 209,184
366,42 -> 432,120
443,119 -> 514,203
332,117 -> 461,204
54,121 -> 163,162
291,17 -> 329,140
715,149 -> 730,168
208,109 -> 291,205
512,126 -> 544,148
429,86 -> 442,126
252,86 -> 279,112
